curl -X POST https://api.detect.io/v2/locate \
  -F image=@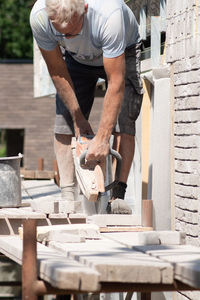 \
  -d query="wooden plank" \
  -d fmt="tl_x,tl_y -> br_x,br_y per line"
0,235 -> 100,291
100,227 -> 153,233
142,200 -> 153,227
21,169 -> 55,179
